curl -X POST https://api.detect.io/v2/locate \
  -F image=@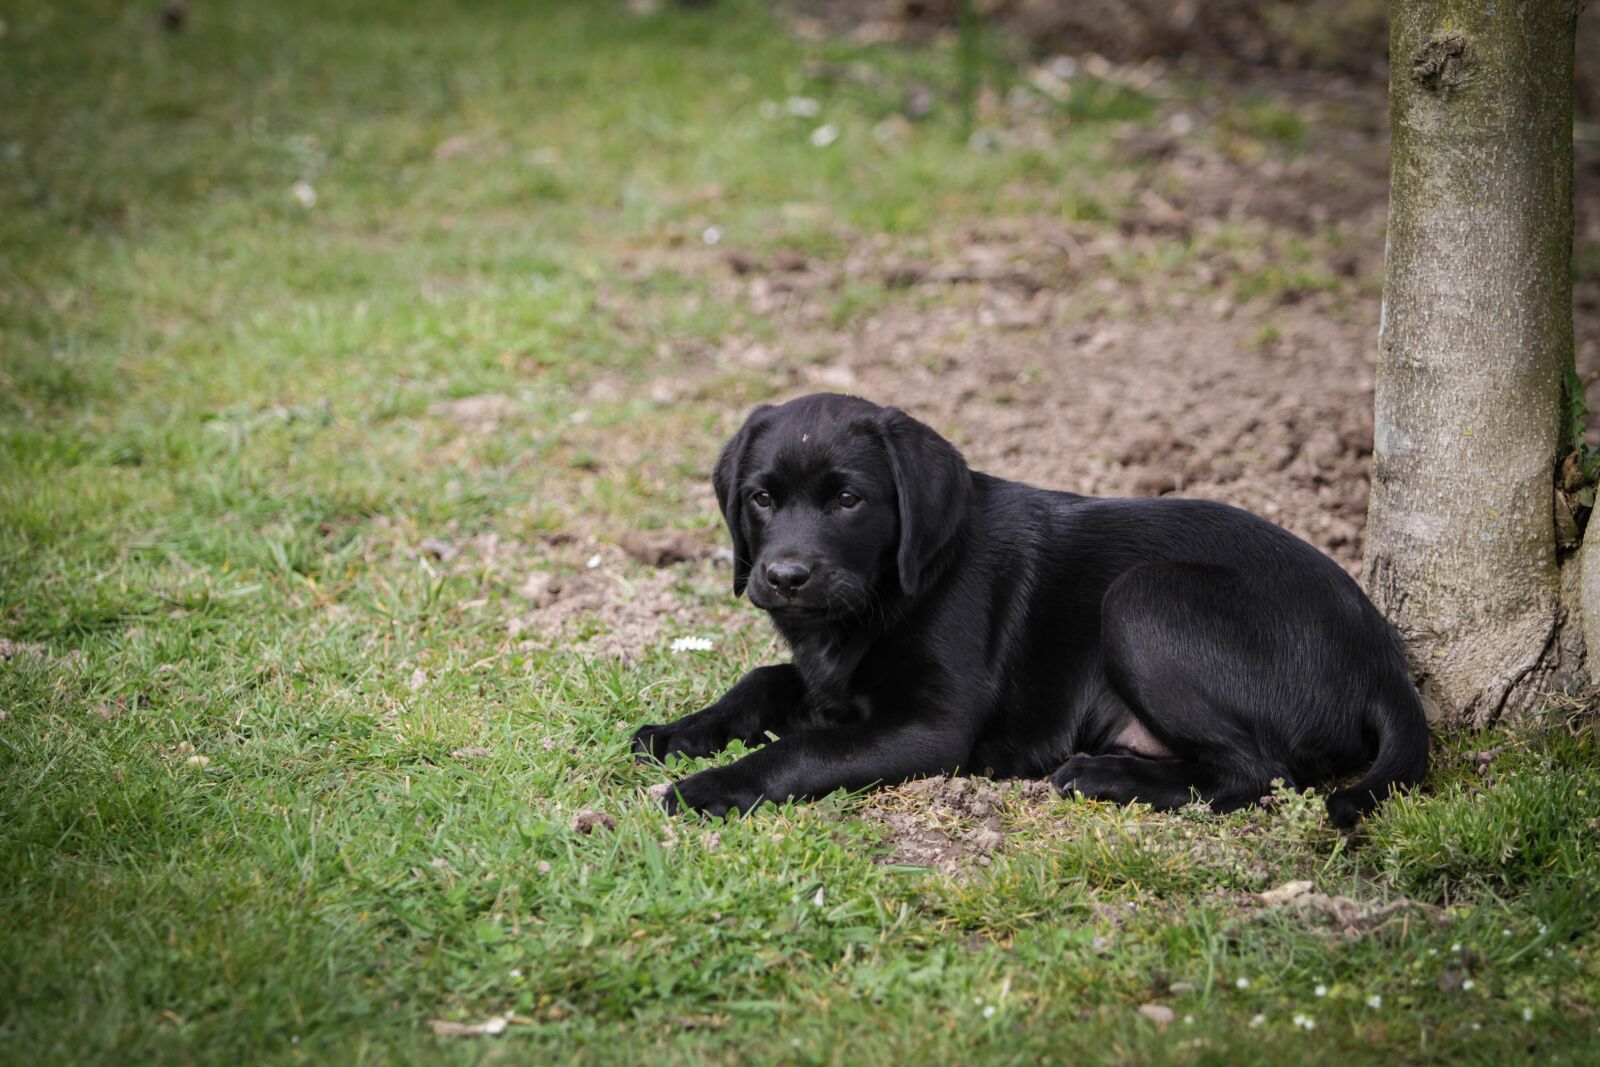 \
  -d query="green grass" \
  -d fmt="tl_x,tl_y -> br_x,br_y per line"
3,1 -> 1599,1062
